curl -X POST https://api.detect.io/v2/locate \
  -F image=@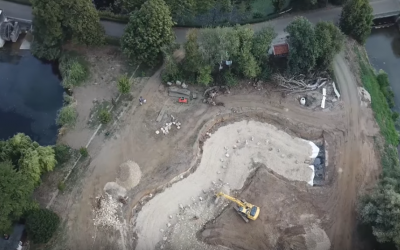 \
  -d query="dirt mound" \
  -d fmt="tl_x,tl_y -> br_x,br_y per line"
116,160 -> 141,190
200,168 -> 330,250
